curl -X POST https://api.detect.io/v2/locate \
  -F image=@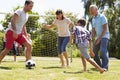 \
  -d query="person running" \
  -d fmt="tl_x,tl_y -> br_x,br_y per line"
44,9 -> 74,67
70,18 -> 106,73
0,0 -> 34,64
